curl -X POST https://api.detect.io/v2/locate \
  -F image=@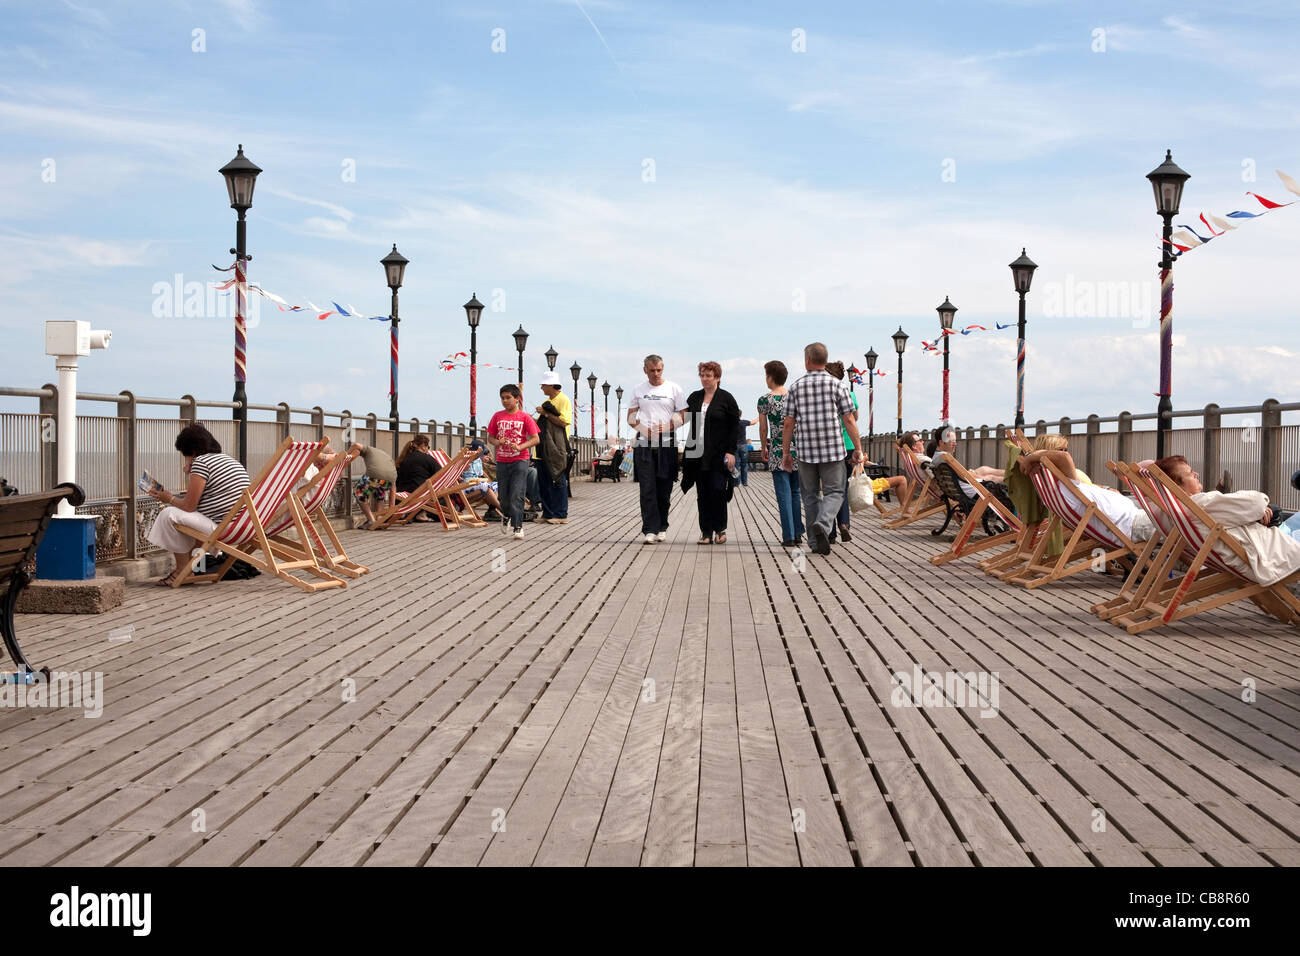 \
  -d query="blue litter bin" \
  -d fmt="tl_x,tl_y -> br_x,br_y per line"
35,515 -> 98,581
